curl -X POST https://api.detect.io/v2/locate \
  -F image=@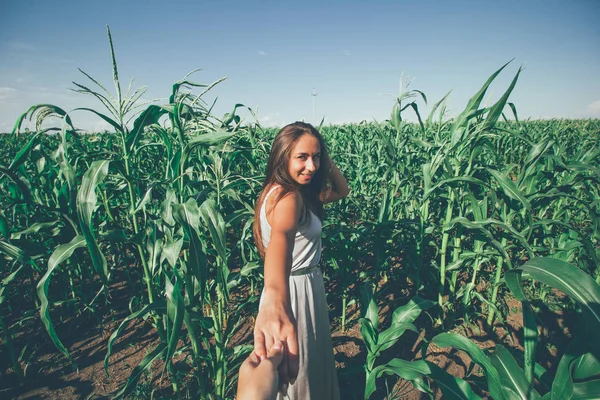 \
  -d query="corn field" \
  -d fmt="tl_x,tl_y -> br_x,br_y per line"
1,28 -> 599,399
